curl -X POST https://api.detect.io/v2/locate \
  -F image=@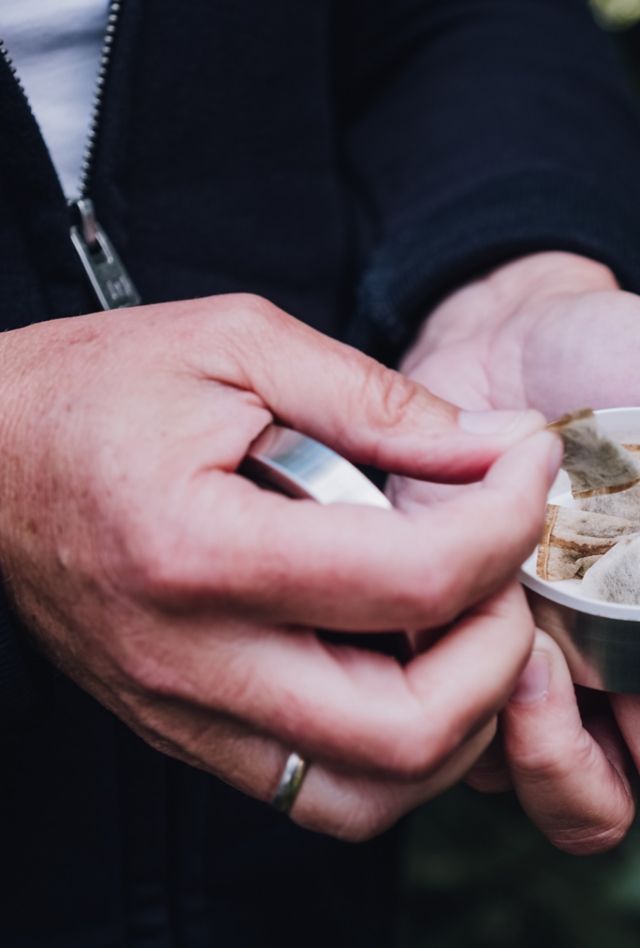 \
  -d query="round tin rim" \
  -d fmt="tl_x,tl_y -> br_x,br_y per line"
519,407 -> 640,623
